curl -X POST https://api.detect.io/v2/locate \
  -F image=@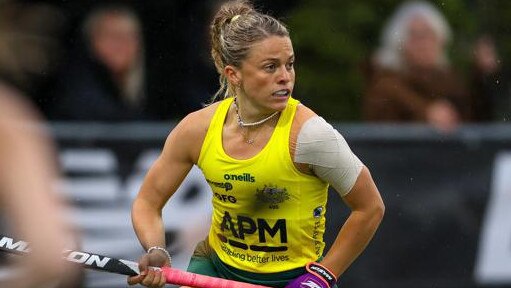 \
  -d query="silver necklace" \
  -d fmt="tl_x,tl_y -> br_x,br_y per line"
233,97 -> 279,128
